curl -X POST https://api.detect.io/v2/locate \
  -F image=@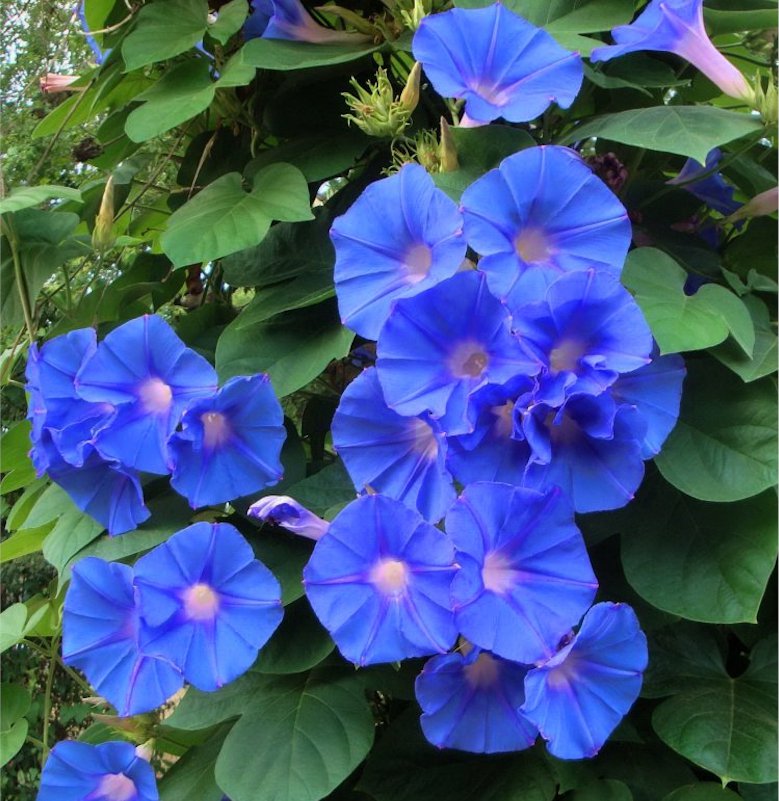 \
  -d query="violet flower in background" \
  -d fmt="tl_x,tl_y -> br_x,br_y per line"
522,602 -> 648,760
134,522 -> 283,692
416,648 -> 537,753
37,740 -> 158,801
461,146 -> 632,305
168,374 -> 286,508
590,0 -> 752,102
332,367 -> 456,523
412,4 -> 582,125
77,1 -> 108,64
331,164 -> 465,340
667,148 -> 740,216
445,482 -> 597,664
303,494 -> 458,665
62,558 -> 183,717
249,495 -> 330,540
244,0 -> 370,43
376,271 -> 540,435
75,315 -> 217,475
